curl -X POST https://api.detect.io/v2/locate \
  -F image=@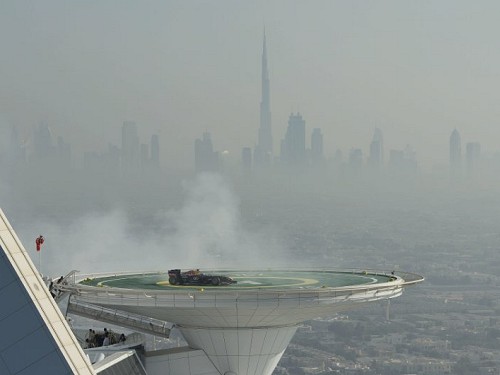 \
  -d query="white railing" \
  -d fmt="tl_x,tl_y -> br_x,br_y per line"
64,284 -> 404,310
68,299 -> 172,338
57,268 -> 422,310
